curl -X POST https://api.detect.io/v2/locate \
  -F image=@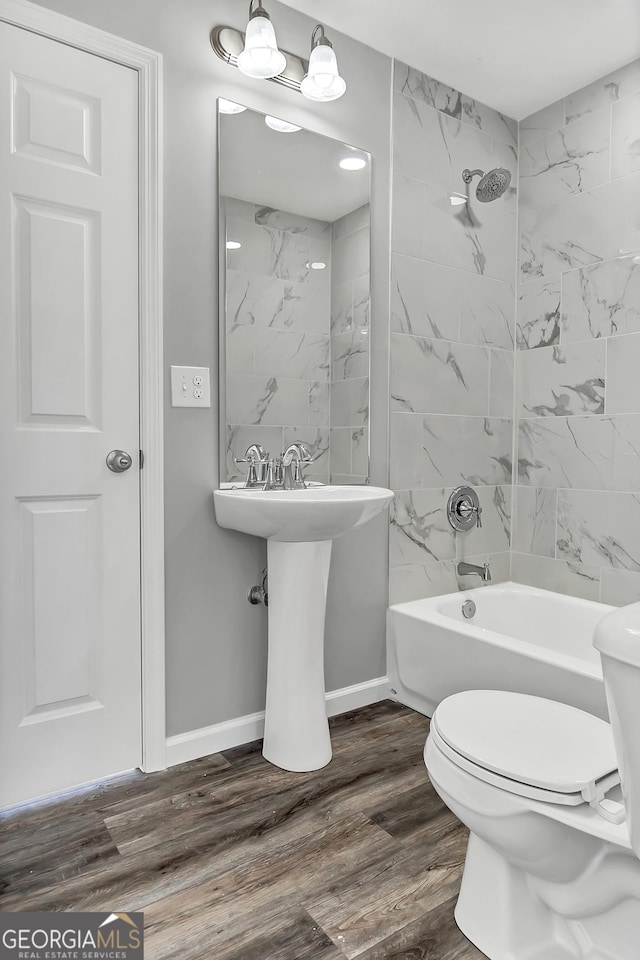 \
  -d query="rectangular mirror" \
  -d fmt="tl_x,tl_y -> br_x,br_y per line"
218,102 -> 371,485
